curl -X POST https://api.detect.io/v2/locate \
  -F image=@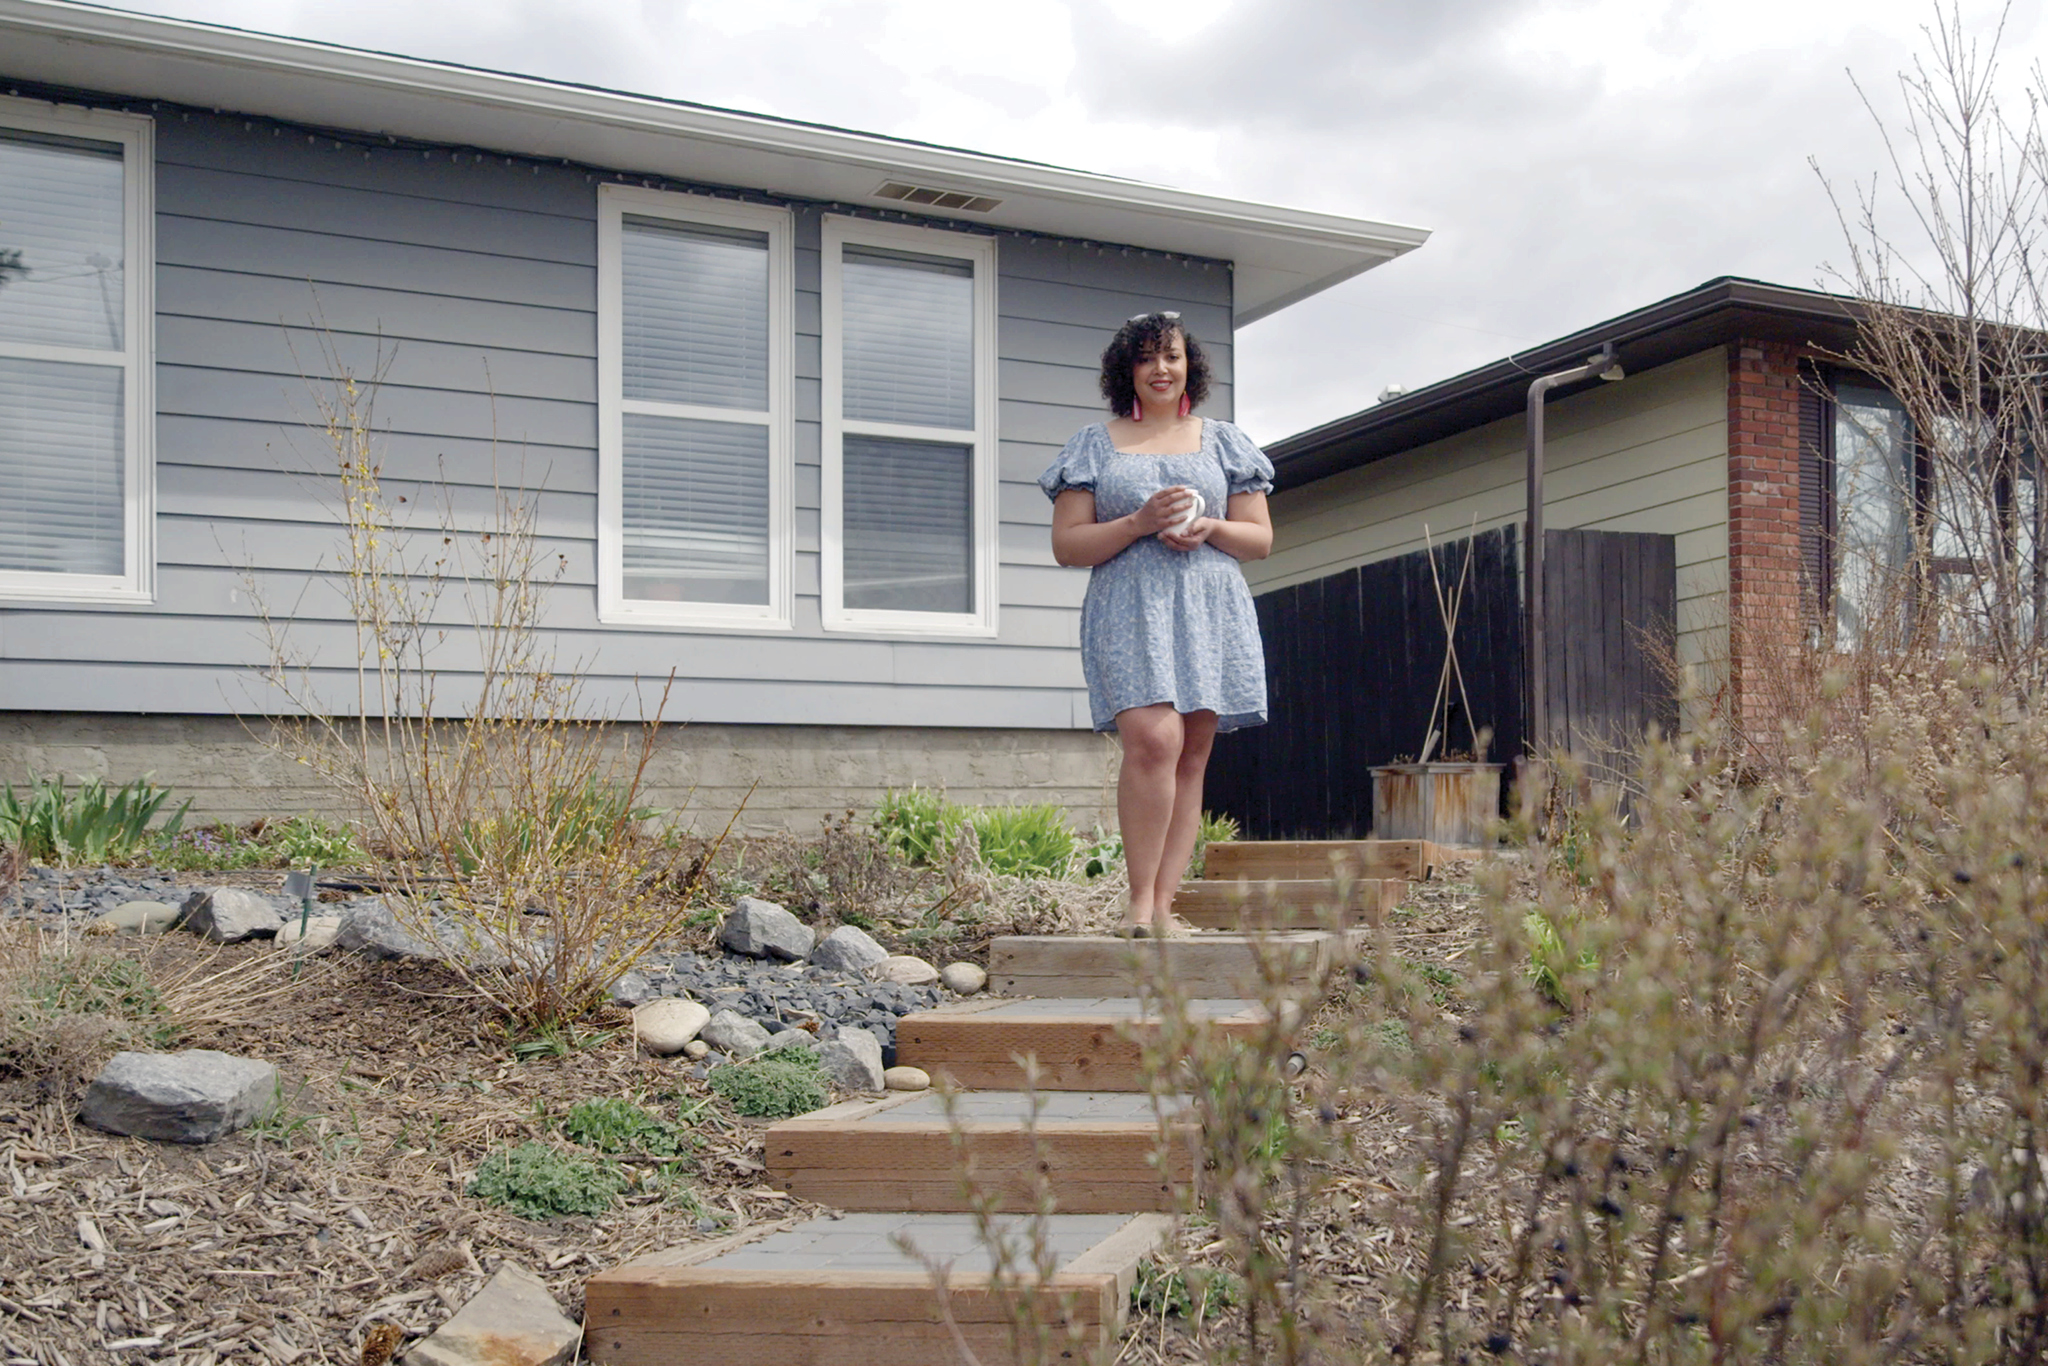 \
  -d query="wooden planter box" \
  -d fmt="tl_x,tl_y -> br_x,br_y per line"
1369,763 -> 1504,848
